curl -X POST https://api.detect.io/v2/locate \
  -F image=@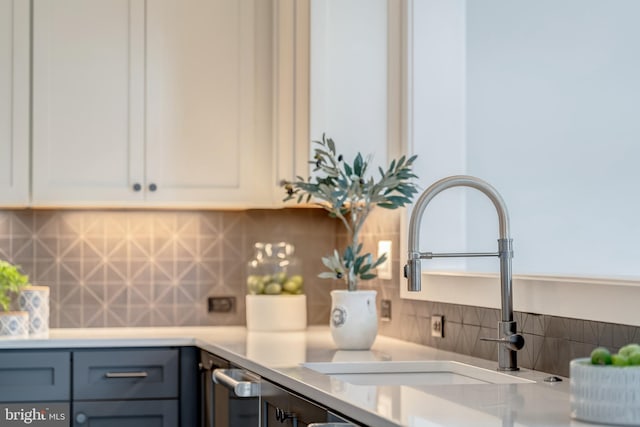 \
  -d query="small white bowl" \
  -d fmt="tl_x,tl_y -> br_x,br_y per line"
571,357 -> 640,425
